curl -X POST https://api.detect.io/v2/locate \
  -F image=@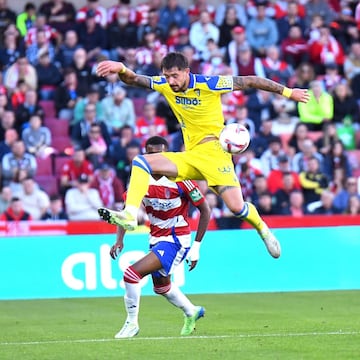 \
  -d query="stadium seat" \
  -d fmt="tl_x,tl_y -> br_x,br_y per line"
132,97 -> 146,117
35,175 -> 59,196
44,118 -> 69,137
36,156 -> 53,176
54,155 -> 71,176
51,136 -> 73,154
39,100 -> 56,118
